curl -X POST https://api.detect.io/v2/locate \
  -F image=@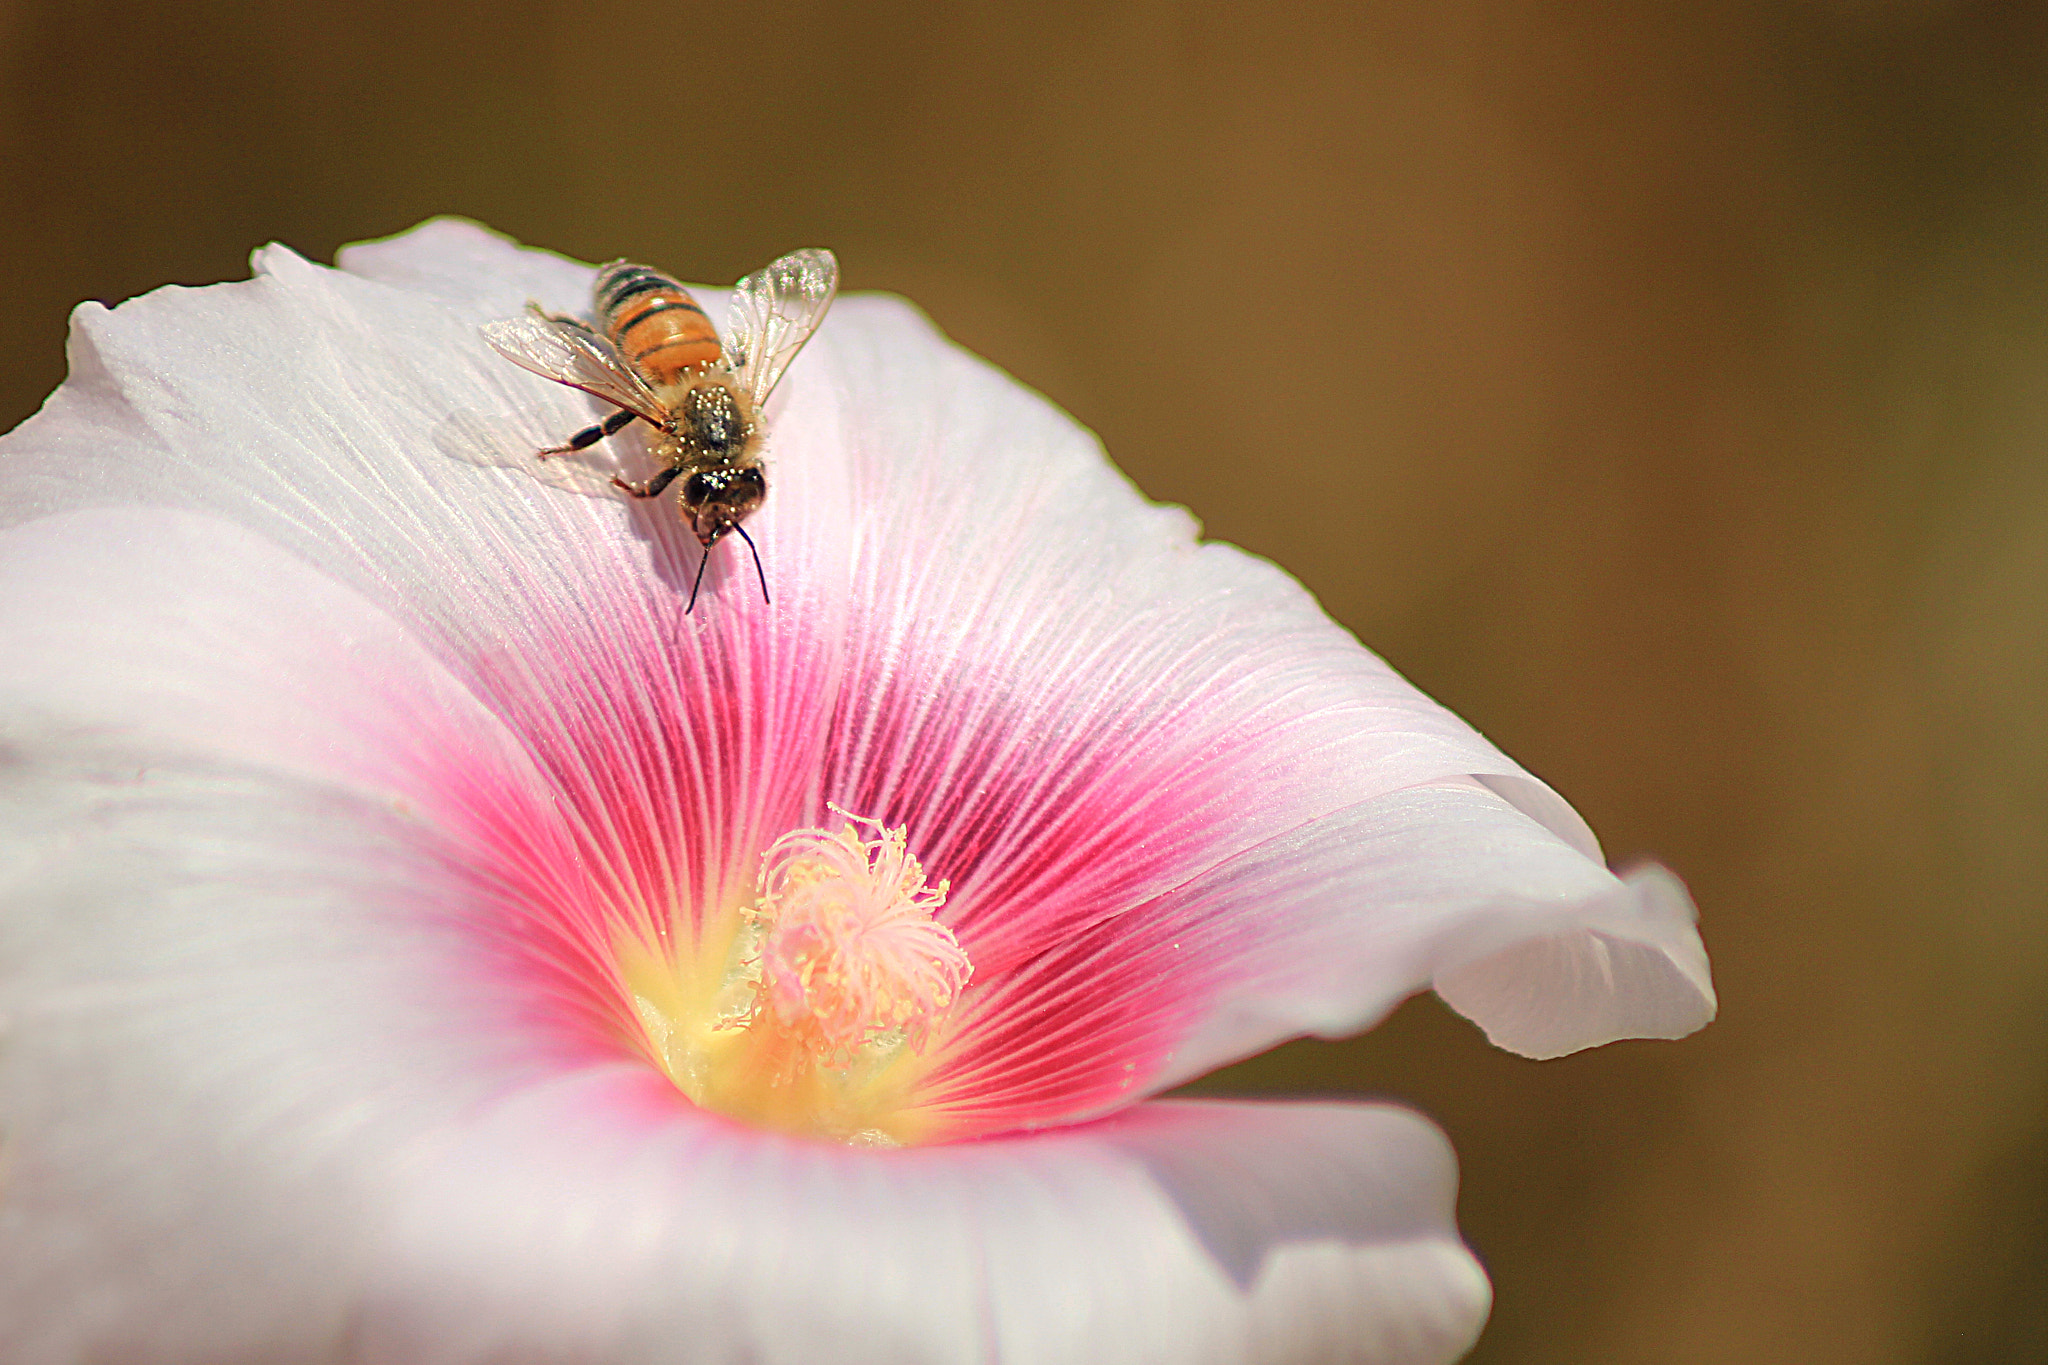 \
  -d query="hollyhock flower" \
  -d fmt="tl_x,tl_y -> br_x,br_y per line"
0,220 -> 1714,1363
